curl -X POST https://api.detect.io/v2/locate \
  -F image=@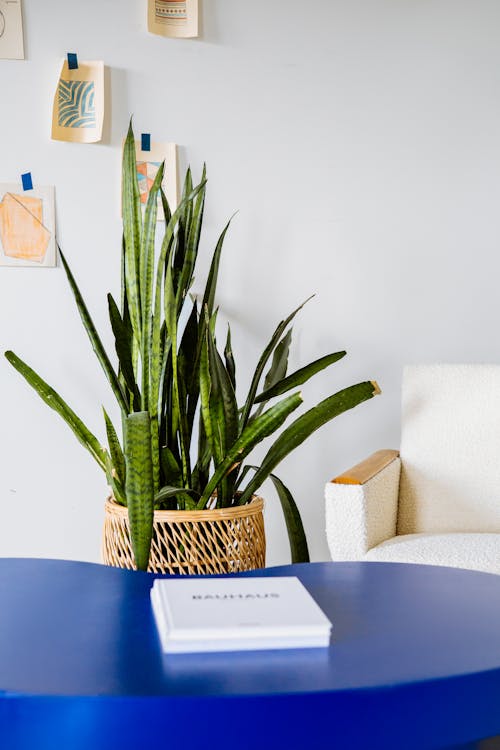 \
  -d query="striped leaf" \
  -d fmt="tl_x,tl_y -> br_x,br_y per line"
59,249 -> 128,414
5,351 -> 106,472
200,216 -> 233,318
103,407 -> 126,486
239,381 -> 381,505
239,297 -> 313,431
224,324 -> 236,390
124,411 -> 154,571
205,317 -> 239,506
164,261 -> 190,486
107,293 -> 140,409
122,121 -> 143,344
269,473 -> 310,563
175,169 -> 206,312
197,392 -> 303,509
154,485 -> 199,510
252,329 -> 292,419
254,351 -> 347,403
140,161 -> 164,412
